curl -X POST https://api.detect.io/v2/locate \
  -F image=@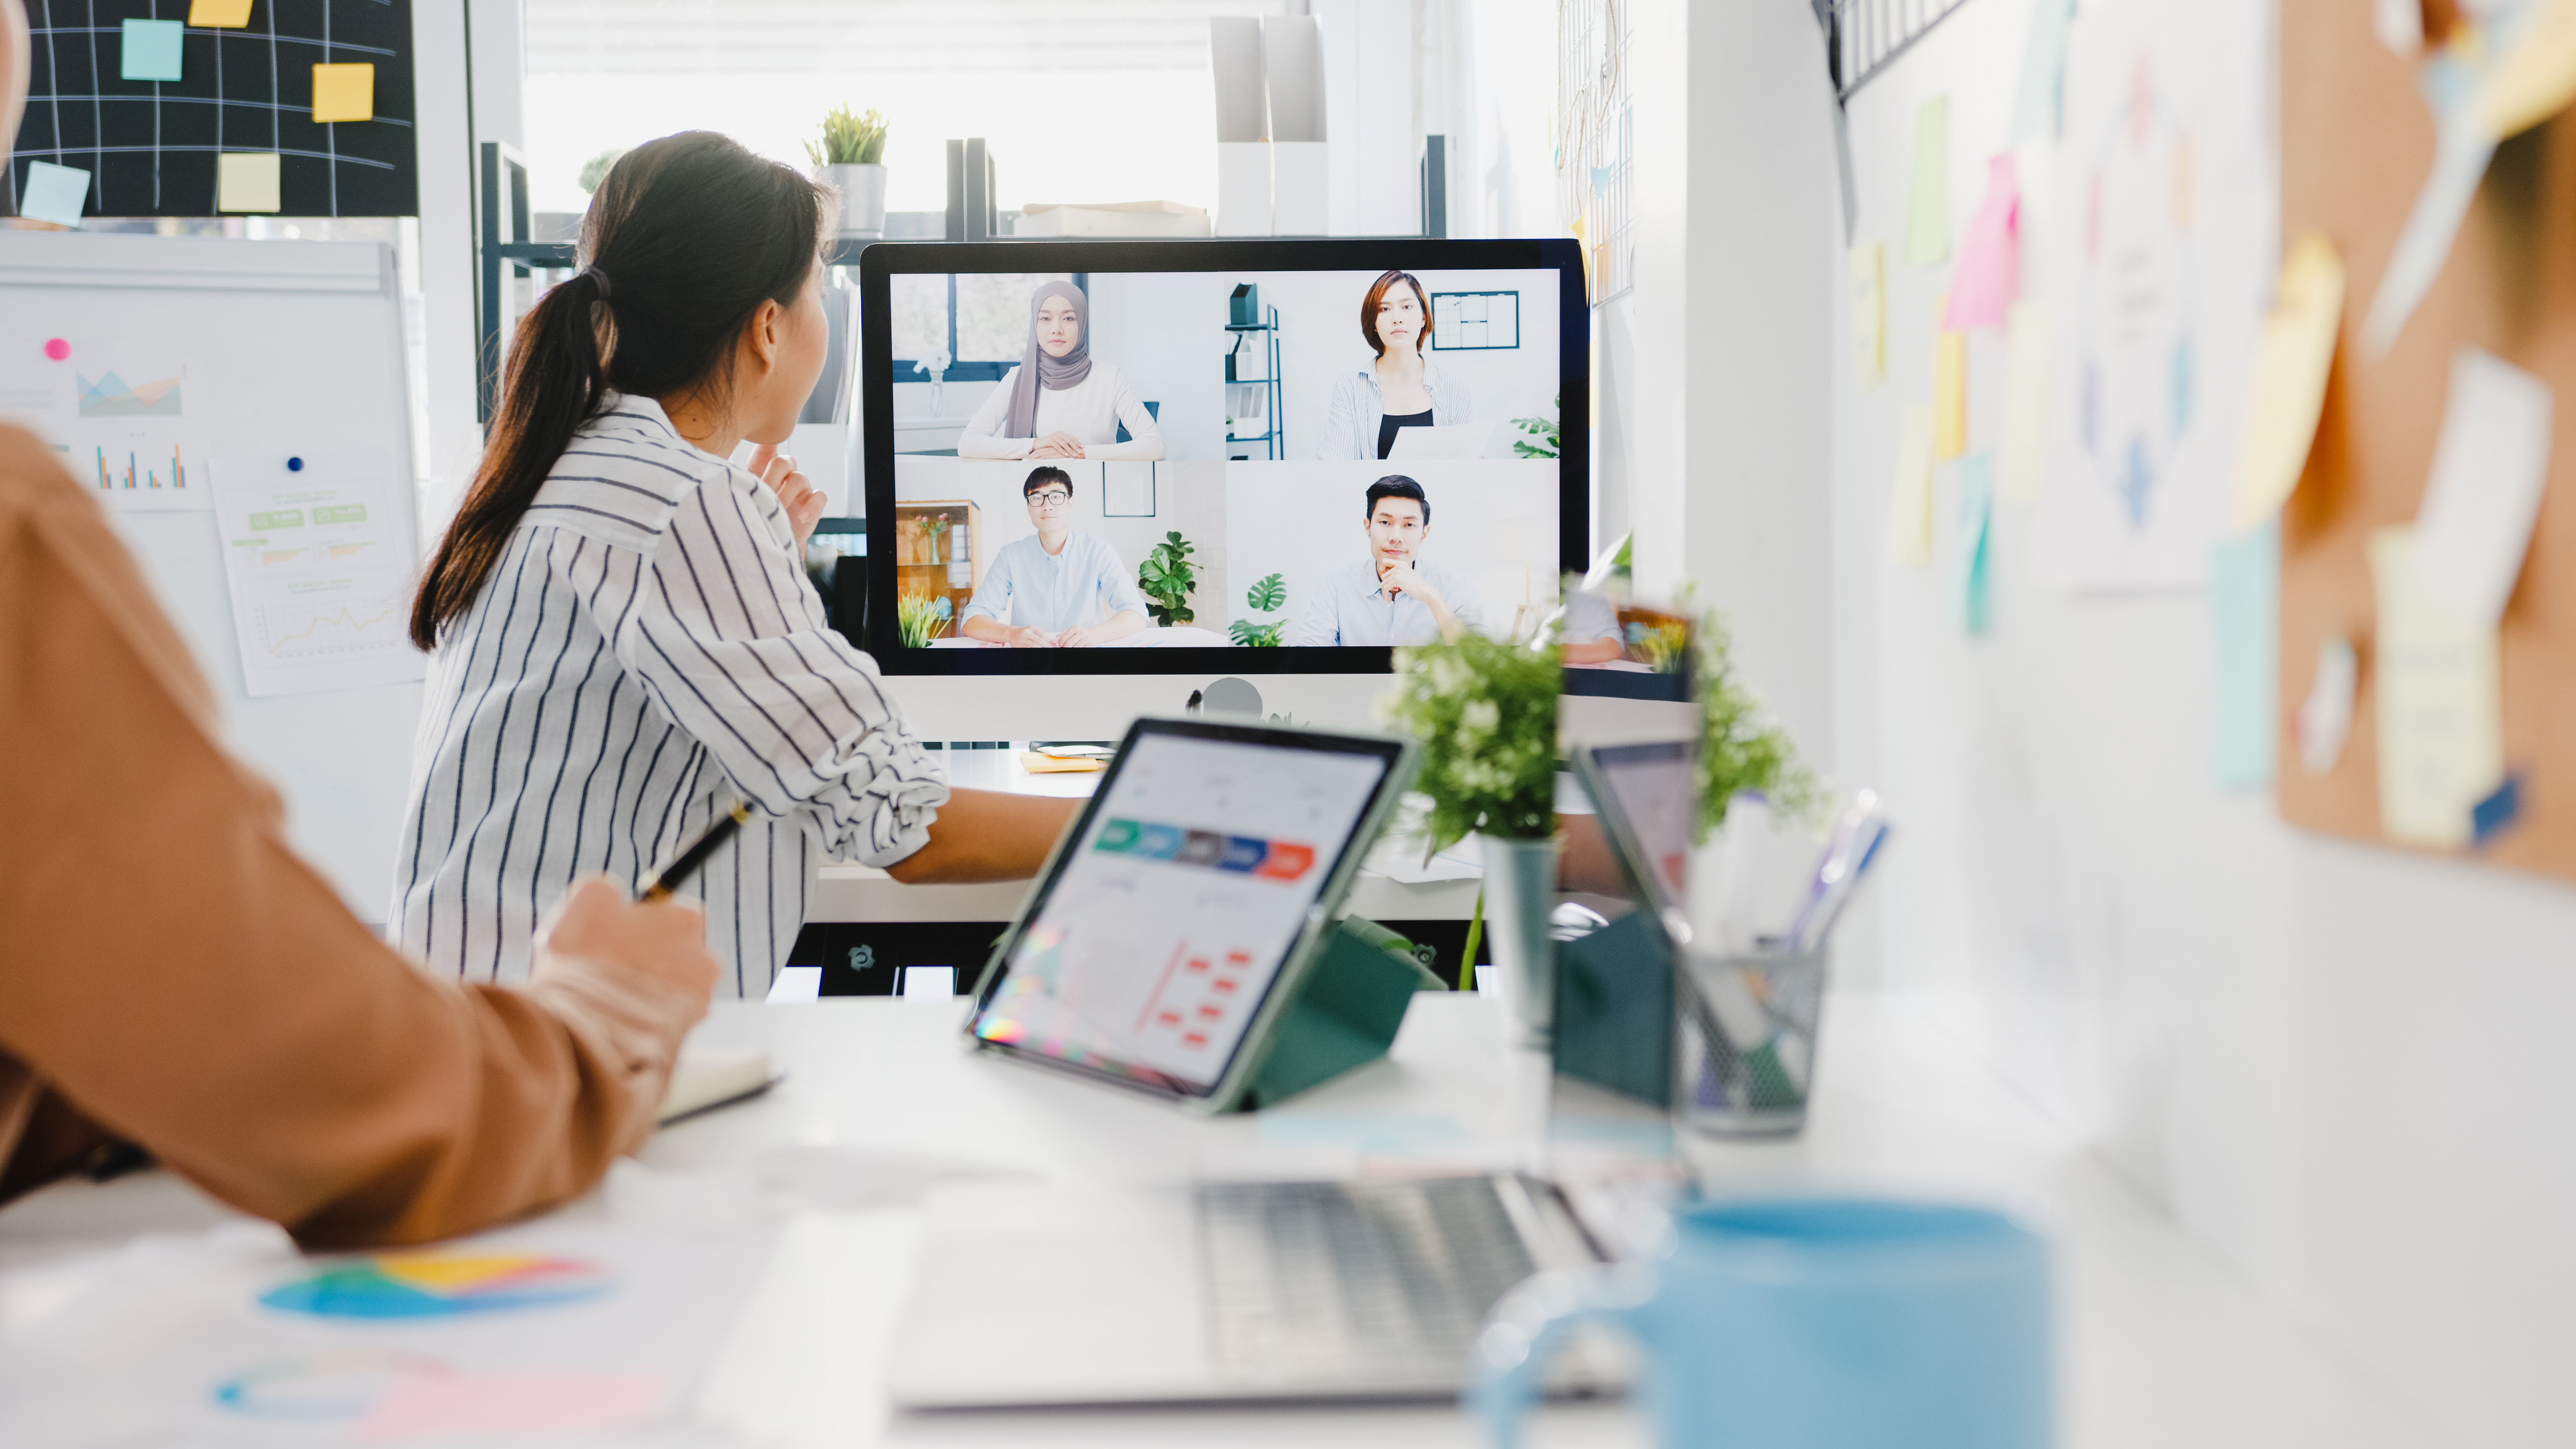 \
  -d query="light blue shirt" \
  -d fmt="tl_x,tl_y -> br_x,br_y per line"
960,532 -> 1146,634
1289,558 -> 1484,647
